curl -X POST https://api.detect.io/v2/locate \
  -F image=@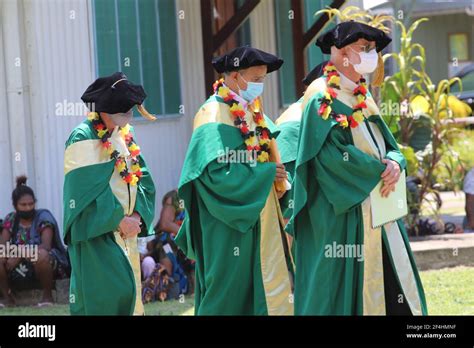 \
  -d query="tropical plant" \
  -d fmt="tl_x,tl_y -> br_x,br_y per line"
316,6 -> 392,32
380,18 -> 428,141
382,19 -> 466,235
